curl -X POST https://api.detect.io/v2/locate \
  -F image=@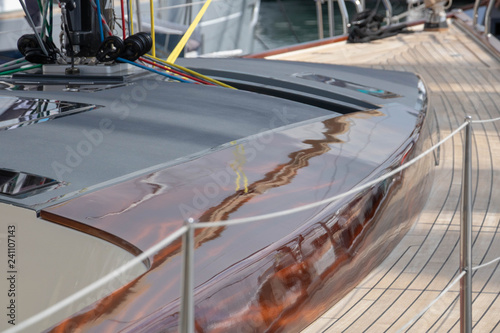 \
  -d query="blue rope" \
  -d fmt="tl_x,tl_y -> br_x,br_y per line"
126,0 -> 131,38
95,0 -> 105,42
117,57 -> 192,83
